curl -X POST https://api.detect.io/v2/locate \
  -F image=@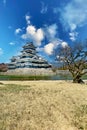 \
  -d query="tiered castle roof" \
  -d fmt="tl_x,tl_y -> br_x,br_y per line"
8,42 -> 51,69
